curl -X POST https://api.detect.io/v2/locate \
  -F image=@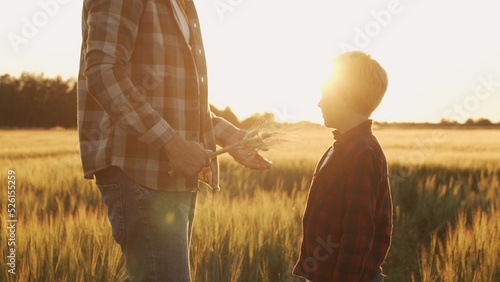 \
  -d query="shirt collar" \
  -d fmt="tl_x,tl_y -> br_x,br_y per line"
170,0 -> 191,46
332,119 -> 373,143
